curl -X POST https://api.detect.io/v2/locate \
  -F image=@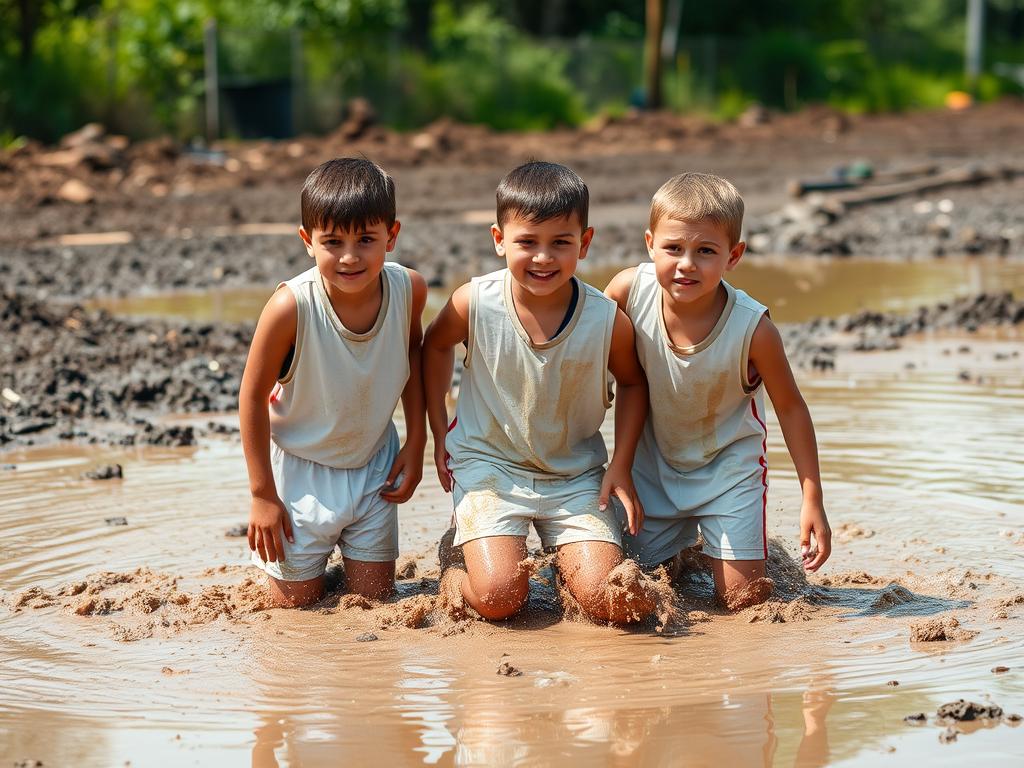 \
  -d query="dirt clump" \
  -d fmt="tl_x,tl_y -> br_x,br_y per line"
395,555 -> 418,580
936,699 -> 1003,722
497,659 -> 522,677
909,615 -> 978,642
743,596 -> 817,624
